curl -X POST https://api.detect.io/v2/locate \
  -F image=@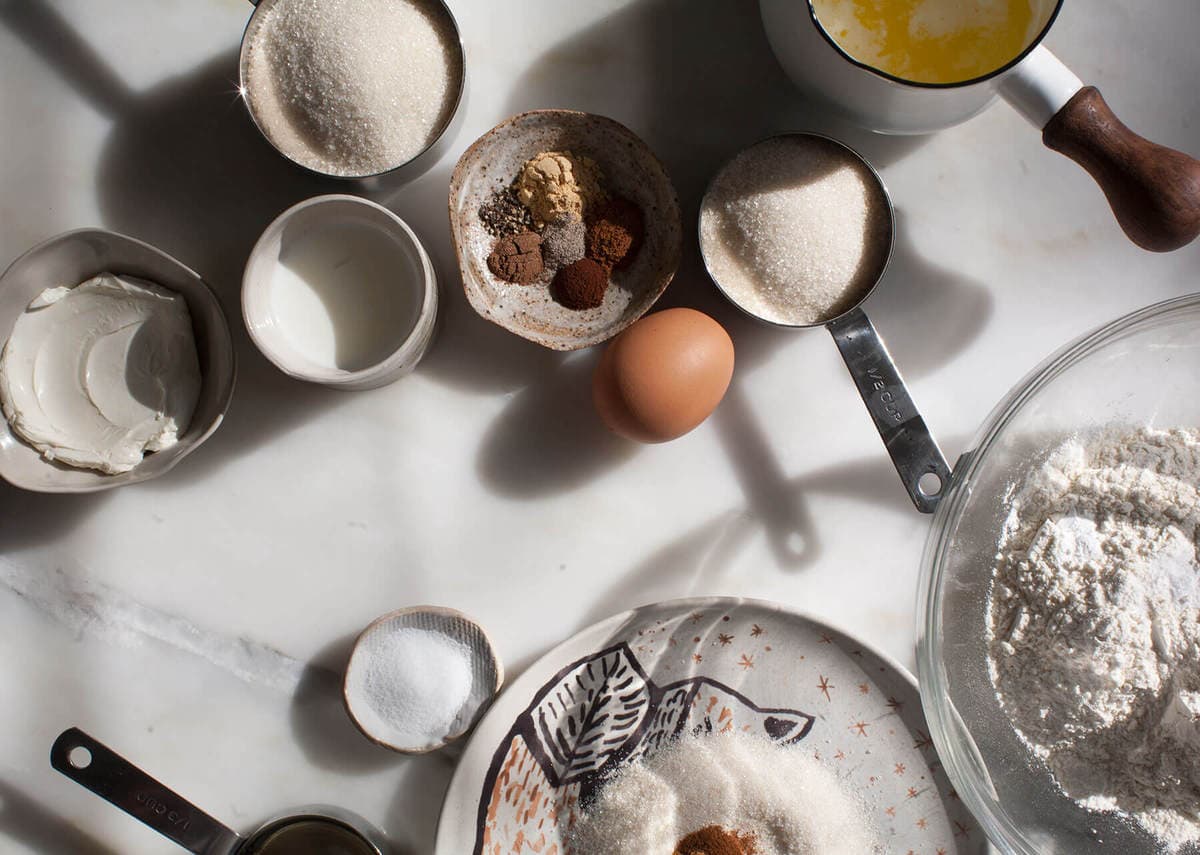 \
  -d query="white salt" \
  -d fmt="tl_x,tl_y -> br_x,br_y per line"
700,136 -> 891,326
568,730 -> 879,854
244,0 -> 461,177
345,626 -> 474,750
